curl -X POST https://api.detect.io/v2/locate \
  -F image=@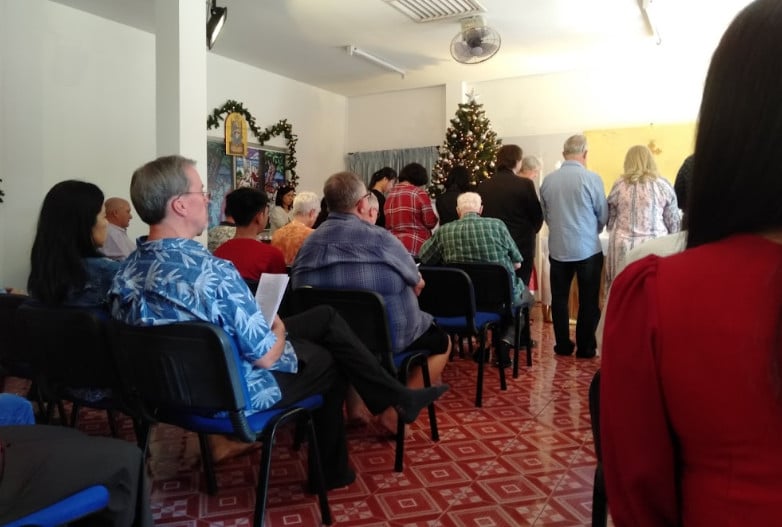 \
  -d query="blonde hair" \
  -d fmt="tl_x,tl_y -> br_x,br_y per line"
621,145 -> 660,184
